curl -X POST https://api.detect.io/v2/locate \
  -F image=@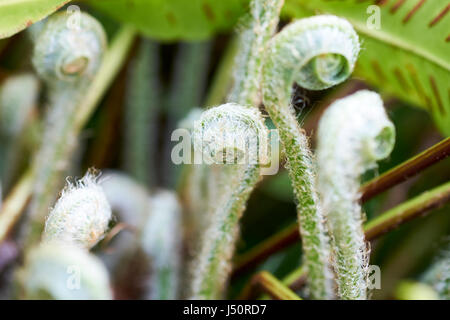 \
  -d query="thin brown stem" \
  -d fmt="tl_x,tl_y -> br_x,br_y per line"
237,180 -> 450,298
232,137 -> 450,276
360,137 -> 450,202
284,180 -> 450,290
363,180 -> 450,240
0,169 -> 33,243
238,271 -> 302,300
